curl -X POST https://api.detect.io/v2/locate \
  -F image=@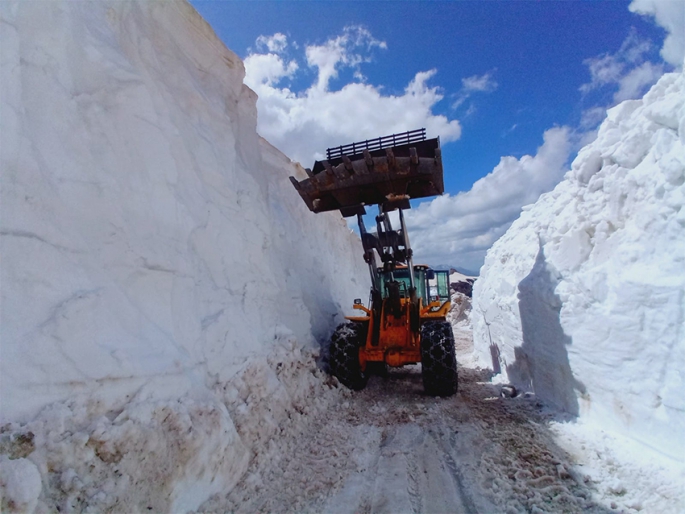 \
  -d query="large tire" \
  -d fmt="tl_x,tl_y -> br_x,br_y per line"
329,322 -> 369,391
420,320 -> 458,396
